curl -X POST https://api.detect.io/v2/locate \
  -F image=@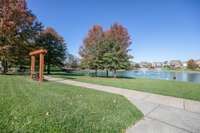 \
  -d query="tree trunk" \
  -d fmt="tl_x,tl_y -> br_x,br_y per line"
113,69 -> 117,78
46,55 -> 51,75
47,63 -> 51,75
95,69 -> 97,77
106,70 -> 109,77
2,59 -> 8,74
